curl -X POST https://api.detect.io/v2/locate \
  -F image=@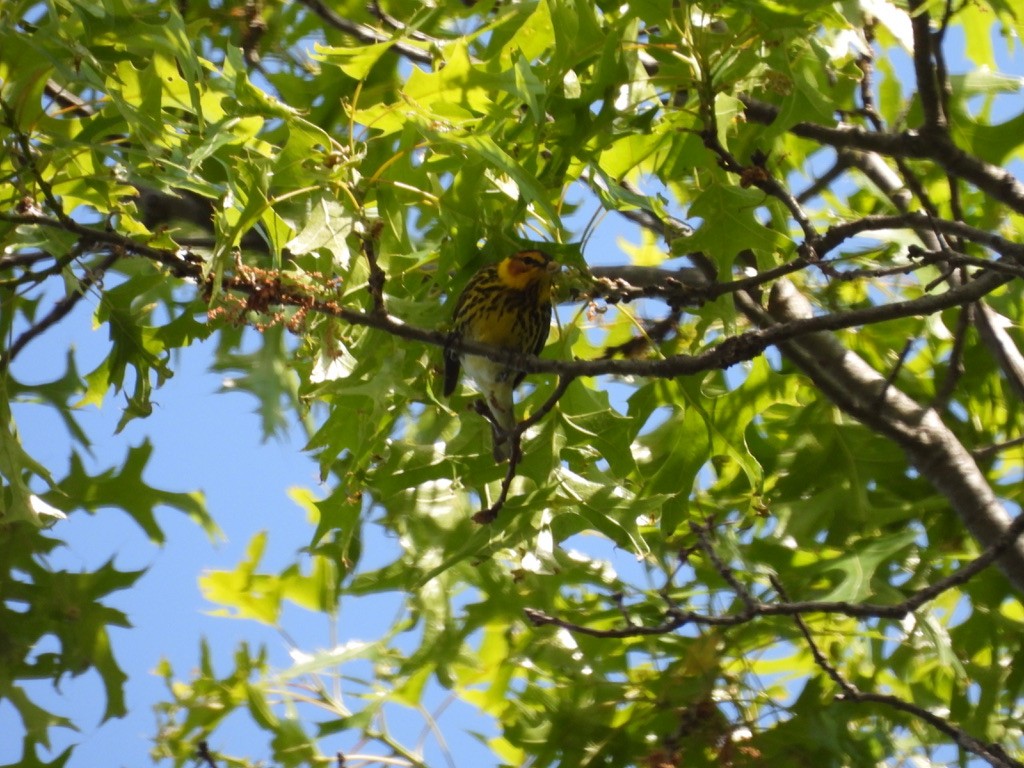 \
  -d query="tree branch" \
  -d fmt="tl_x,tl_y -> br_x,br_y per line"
0,252 -> 120,373
527,504 -> 1024,634
828,149 -> 1024,403
908,0 -> 946,132
7,211 -> 1024,592
1,213 -> 1017,384
294,0 -> 434,66
602,183 -> 1024,594
764,279 -> 1024,592
774,576 -> 1020,768
526,515 -> 1024,766
740,97 -> 1024,215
